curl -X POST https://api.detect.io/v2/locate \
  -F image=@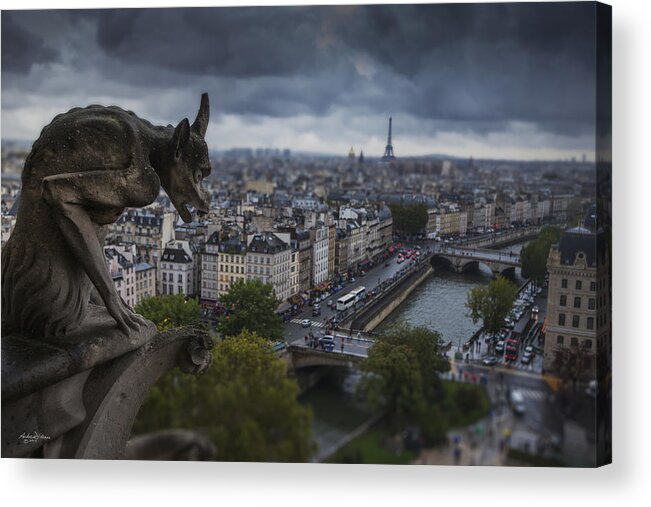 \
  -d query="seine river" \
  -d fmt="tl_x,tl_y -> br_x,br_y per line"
300,241 -> 528,460
378,241 -> 527,341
